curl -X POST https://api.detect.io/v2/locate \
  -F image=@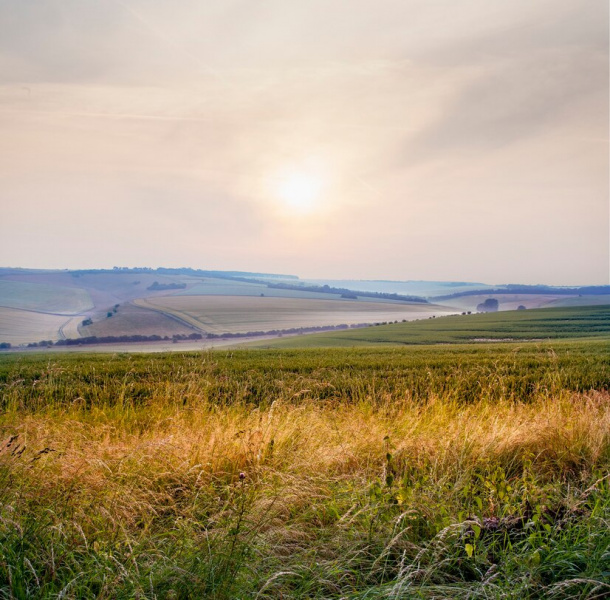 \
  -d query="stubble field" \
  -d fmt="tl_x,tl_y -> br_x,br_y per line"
0,307 -> 72,345
135,295 -> 450,334
0,280 -> 93,315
